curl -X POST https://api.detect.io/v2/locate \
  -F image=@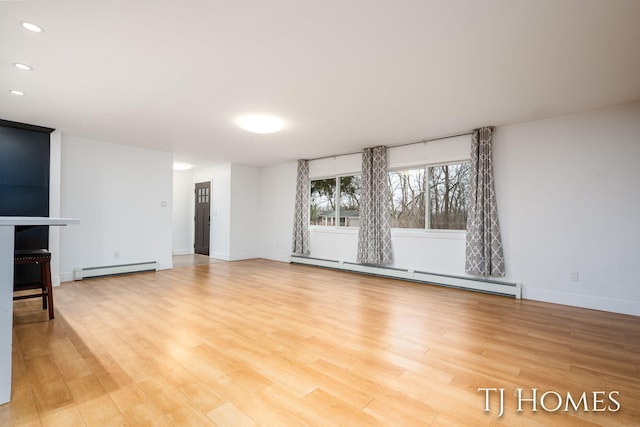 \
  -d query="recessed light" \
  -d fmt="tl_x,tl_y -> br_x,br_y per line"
10,90 -> 25,96
21,21 -> 44,33
173,162 -> 193,171
237,114 -> 285,134
14,63 -> 33,71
